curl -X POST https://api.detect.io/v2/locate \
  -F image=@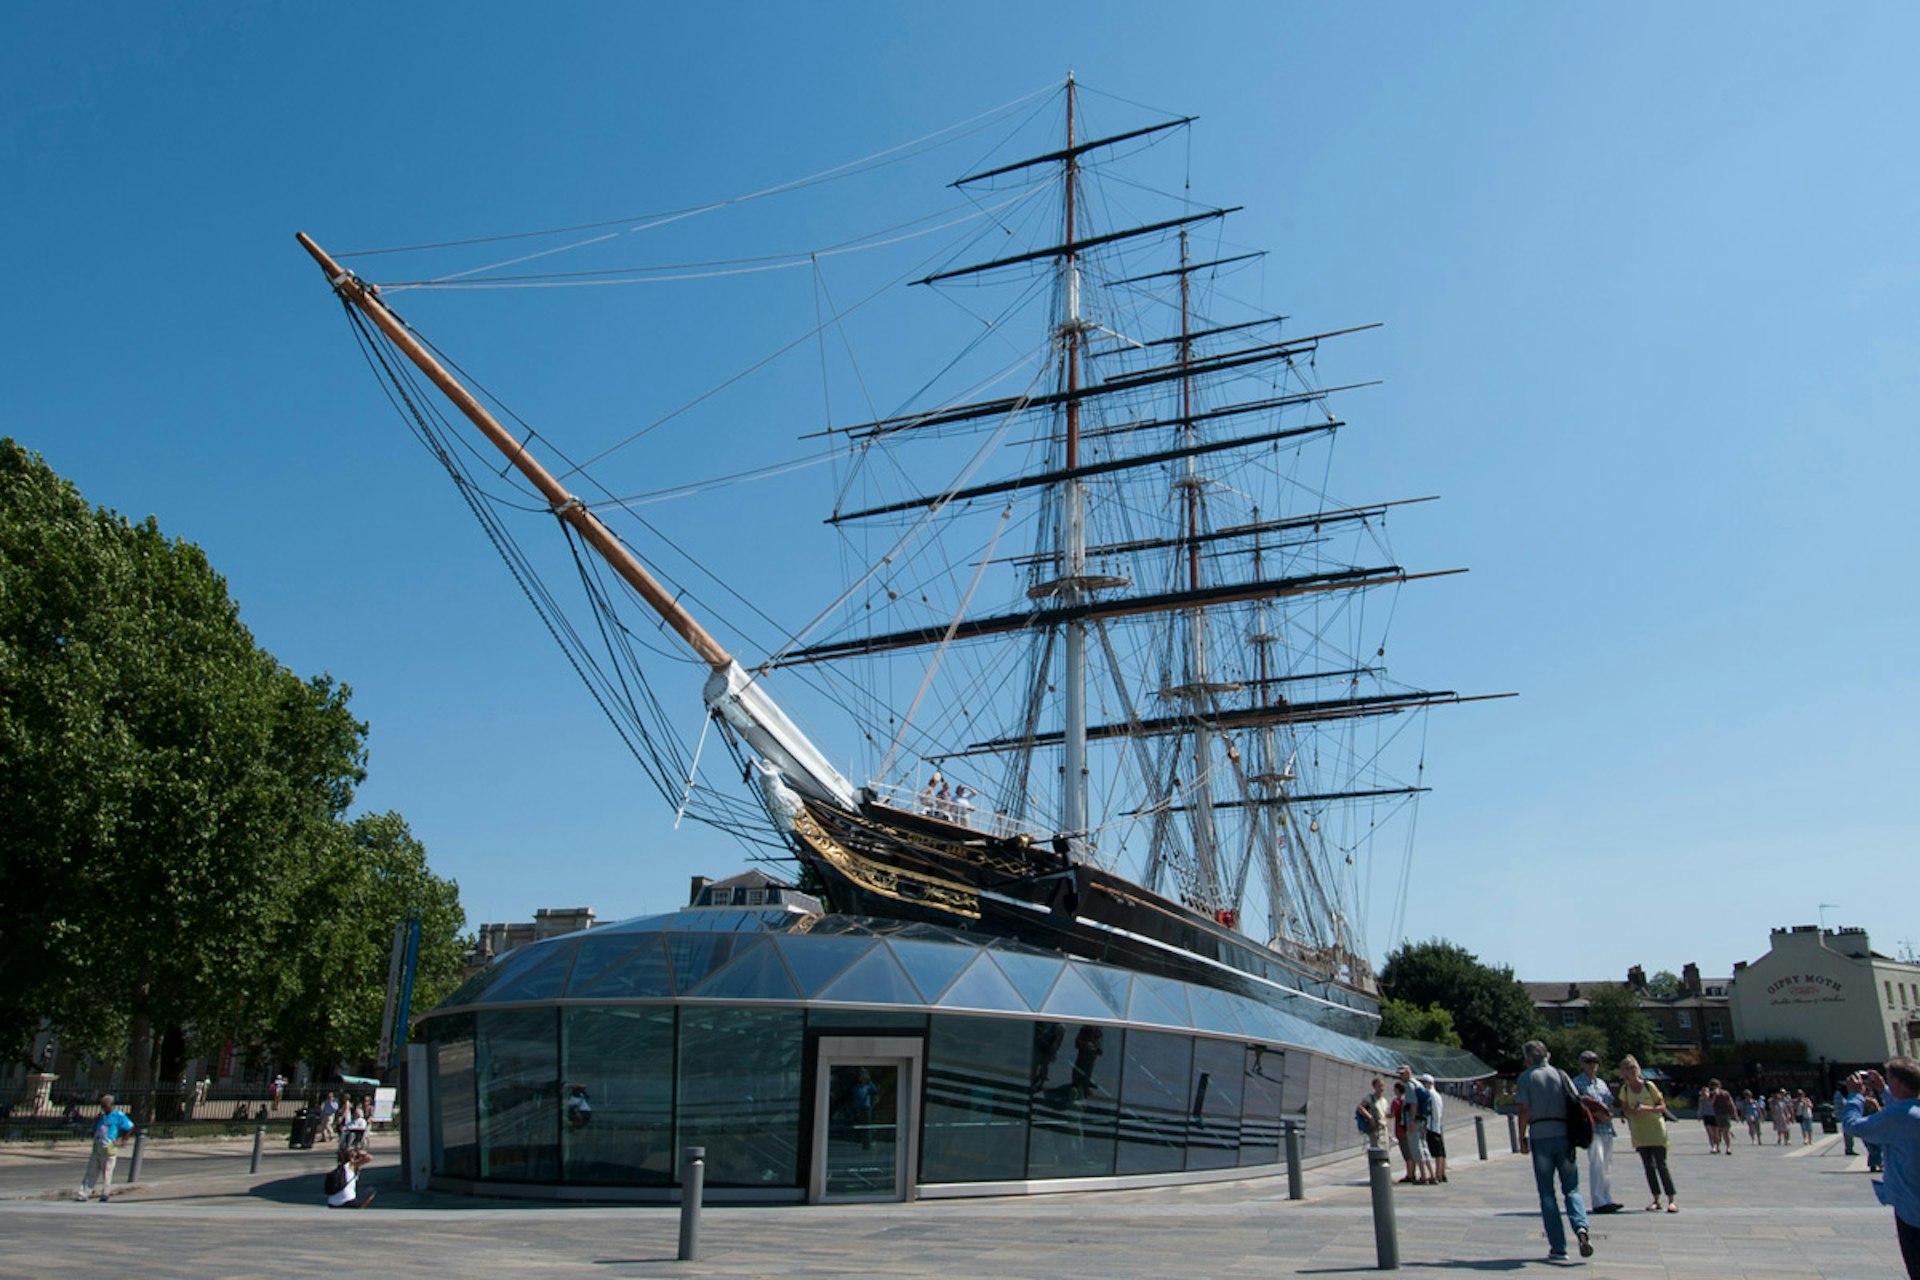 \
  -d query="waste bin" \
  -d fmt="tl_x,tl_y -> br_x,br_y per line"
287,1106 -> 318,1149
1818,1102 -> 1838,1134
